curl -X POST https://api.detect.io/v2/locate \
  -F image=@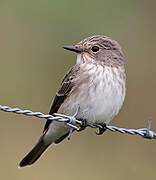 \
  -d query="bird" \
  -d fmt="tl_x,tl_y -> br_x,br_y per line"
19,35 -> 126,167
